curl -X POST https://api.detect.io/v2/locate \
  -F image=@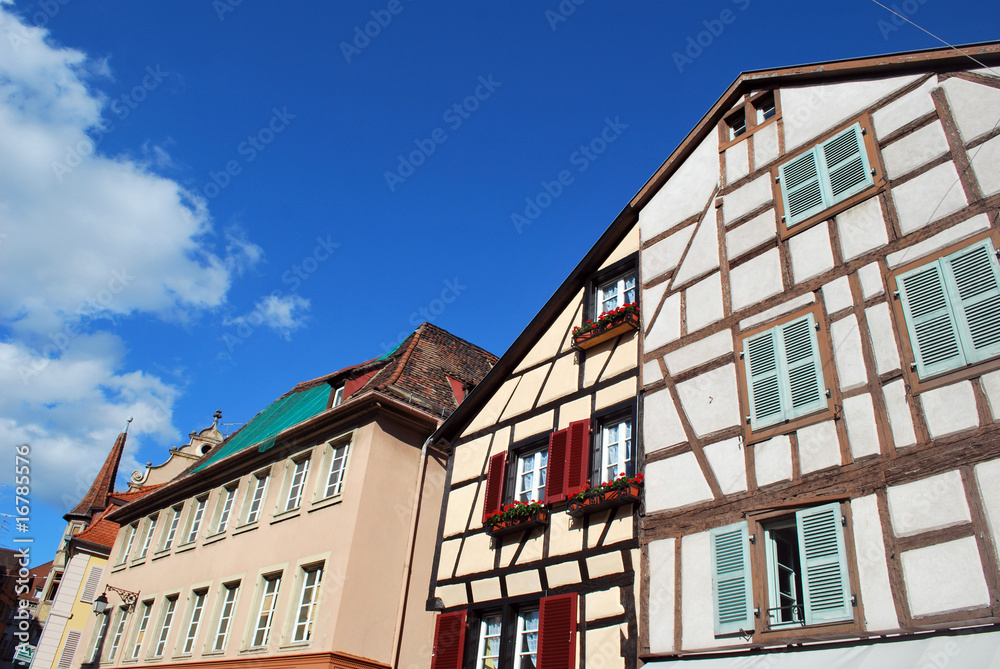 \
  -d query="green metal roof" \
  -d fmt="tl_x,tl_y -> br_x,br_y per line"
191,384 -> 331,473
